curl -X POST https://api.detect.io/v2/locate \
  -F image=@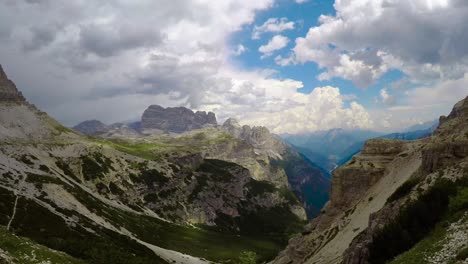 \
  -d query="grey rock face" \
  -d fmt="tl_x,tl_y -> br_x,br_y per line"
222,118 -> 285,152
222,118 -> 242,138
0,65 -> 26,103
141,105 -> 217,134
